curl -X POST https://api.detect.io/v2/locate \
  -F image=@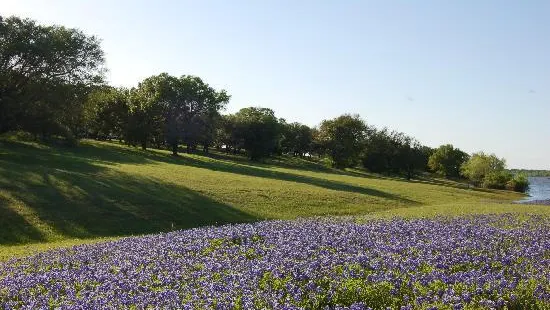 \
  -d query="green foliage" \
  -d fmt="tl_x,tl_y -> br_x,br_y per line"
507,173 -> 530,193
215,114 -> 241,154
460,154 -> 529,192
360,127 -> 394,173
482,170 -> 512,189
129,73 -> 230,154
88,73 -> 229,154
461,152 -> 507,186
332,280 -> 397,308
83,87 -> 129,140
317,114 -> 367,169
508,279 -> 550,309
509,169 -> 550,177
279,122 -> 313,157
230,107 -> 281,160
0,15 -> 105,139
361,128 -> 431,179
427,144 -> 469,178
